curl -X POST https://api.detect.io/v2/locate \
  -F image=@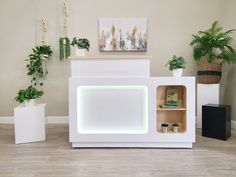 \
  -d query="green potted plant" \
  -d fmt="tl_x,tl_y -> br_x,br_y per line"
172,123 -> 179,133
190,21 -> 236,83
165,55 -> 186,77
26,45 -> 53,86
15,44 -> 53,106
71,37 -> 90,56
14,85 -> 44,106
